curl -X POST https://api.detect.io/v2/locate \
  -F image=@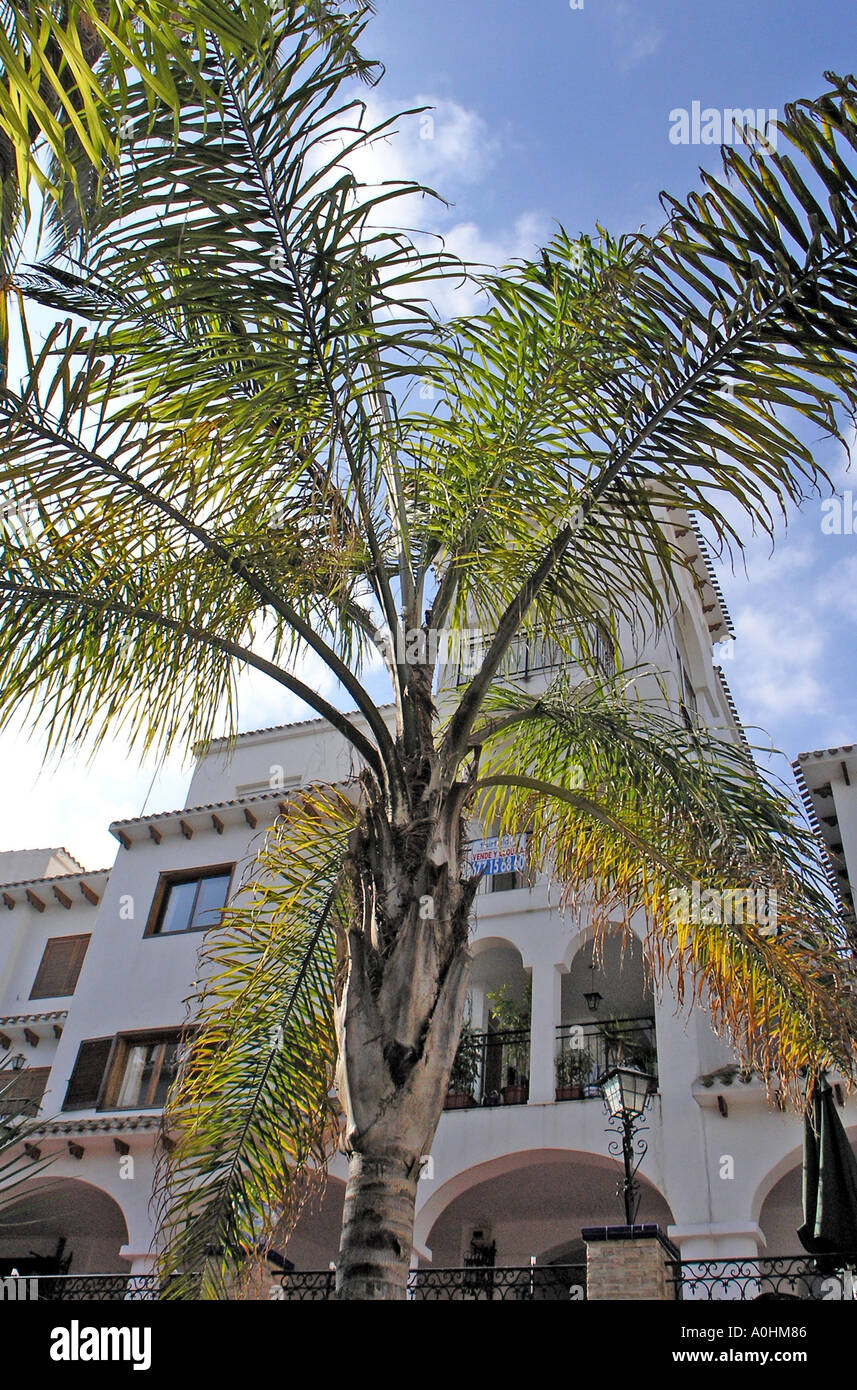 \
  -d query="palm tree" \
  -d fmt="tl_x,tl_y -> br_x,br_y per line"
1,4 -> 857,1298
